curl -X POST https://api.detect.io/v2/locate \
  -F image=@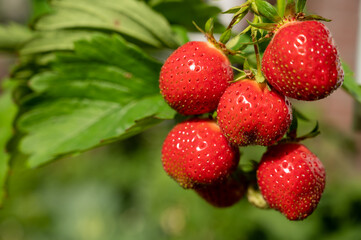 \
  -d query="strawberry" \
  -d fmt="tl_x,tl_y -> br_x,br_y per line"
217,79 -> 292,146
257,143 -> 326,220
195,171 -> 247,208
262,20 -> 344,101
161,118 -> 239,189
159,41 -> 233,115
